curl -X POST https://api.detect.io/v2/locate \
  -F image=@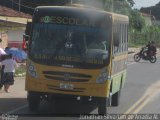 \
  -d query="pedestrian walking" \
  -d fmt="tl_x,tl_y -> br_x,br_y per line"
0,51 -> 6,90
1,54 -> 18,93
0,63 -> 5,90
